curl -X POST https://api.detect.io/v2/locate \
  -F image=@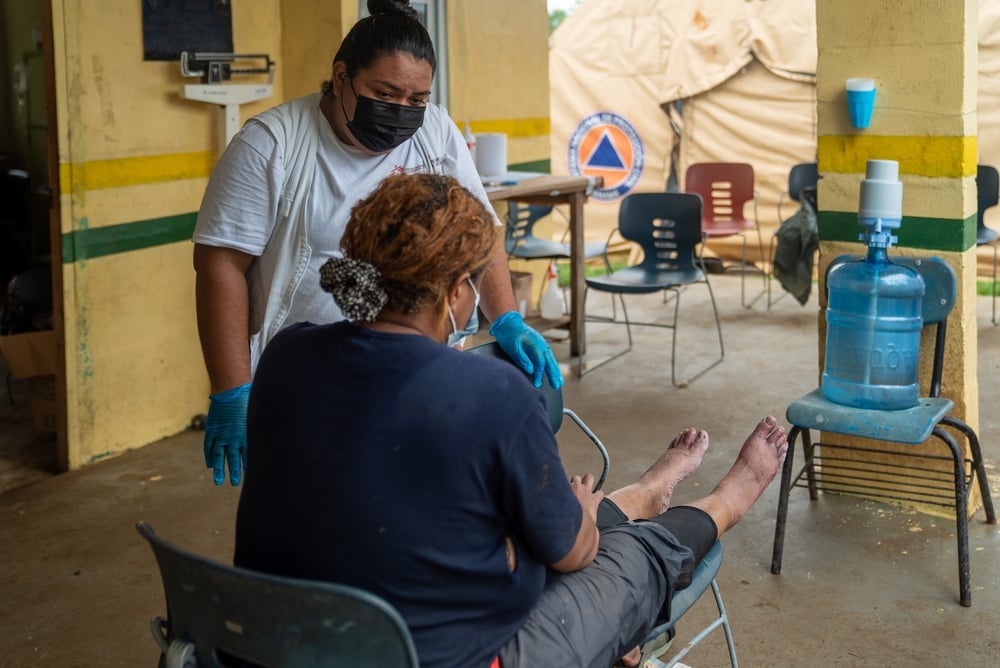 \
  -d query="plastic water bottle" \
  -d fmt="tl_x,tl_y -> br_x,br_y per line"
540,263 -> 564,319
821,160 -> 925,410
